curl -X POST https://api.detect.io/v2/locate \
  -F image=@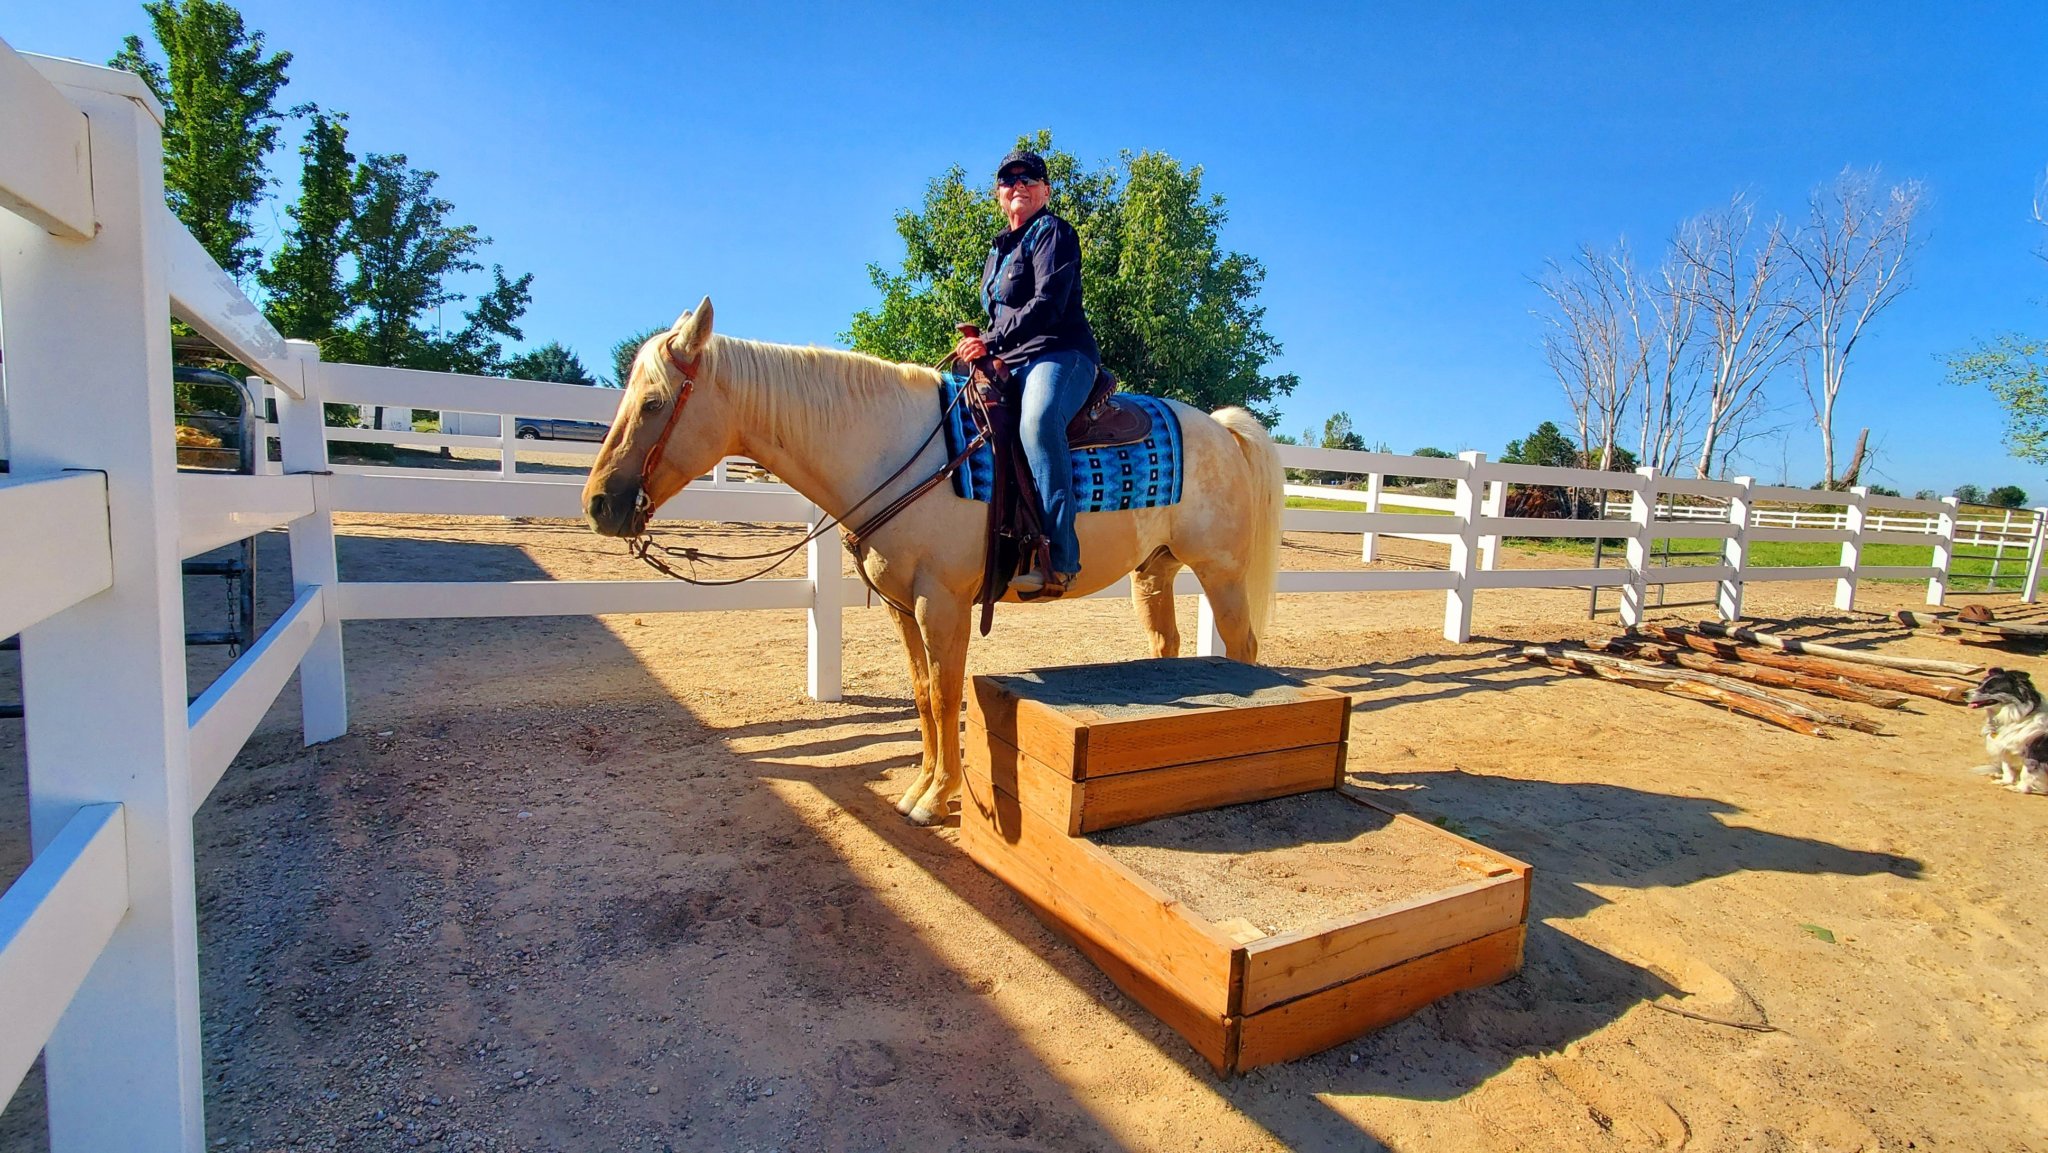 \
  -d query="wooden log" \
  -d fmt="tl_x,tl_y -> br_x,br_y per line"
1511,648 -> 1833,737
1897,610 -> 2048,640
1520,646 -> 1876,732
1638,626 -> 1972,704
1694,620 -> 1983,679
1603,640 -> 1911,709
